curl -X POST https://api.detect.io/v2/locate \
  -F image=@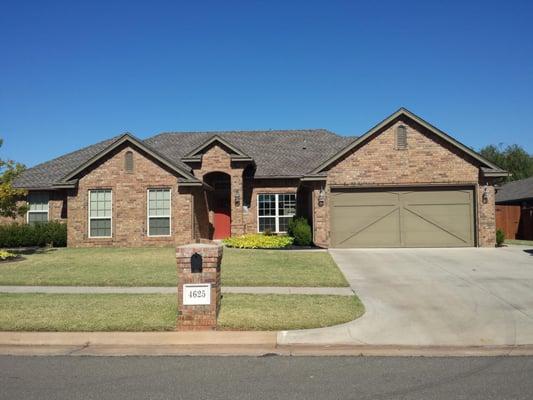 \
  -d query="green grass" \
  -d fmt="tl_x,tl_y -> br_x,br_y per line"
218,294 -> 364,331
0,293 -> 176,331
0,247 -> 176,287
505,239 -> 533,246
0,247 -> 348,287
221,248 -> 348,287
0,293 -> 363,331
